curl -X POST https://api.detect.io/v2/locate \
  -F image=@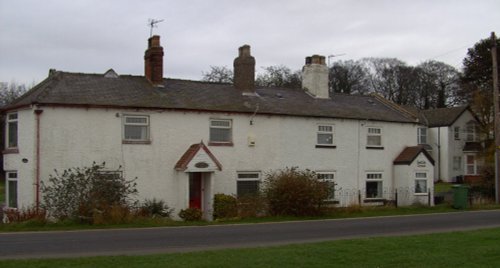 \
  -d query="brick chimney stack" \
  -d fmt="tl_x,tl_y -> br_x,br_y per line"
233,45 -> 255,93
302,55 -> 329,99
144,35 -> 164,85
